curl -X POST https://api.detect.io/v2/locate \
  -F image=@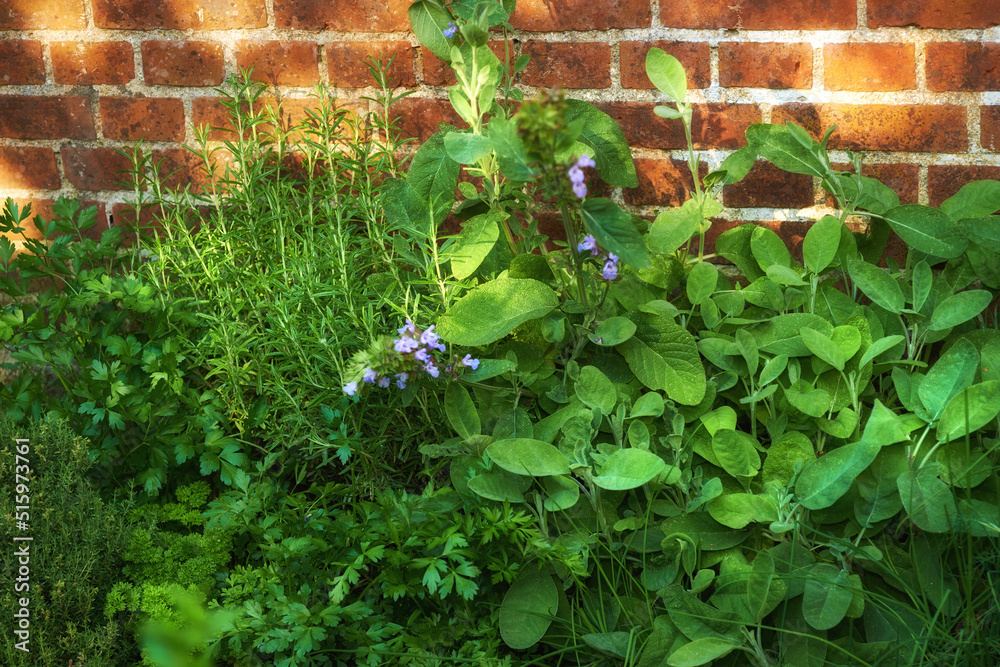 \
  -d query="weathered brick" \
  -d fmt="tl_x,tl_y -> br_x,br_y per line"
100,98 -> 186,142
0,147 -> 60,190
824,43 -> 915,91
599,102 -> 760,150
827,163 -> 919,207
93,0 -> 266,29
328,41 -> 416,88
929,166 -> 1000,207
868,0 -> 1000,29
236,41 -> 320,87
191,97 -> 237,141
927,43 -> 1000,92
723,162 -> 814,209
720,43 -> 812,89
152,148 -> 233,194
0,96 -> 96,140
620,41 -> 710,90
0,0 -> 85,29
982,107 -> 1000,152
511,0 -> 650,30
521,42 -> 610,89
61,147 -> 135,191
391,97 -> 466,141
660,0 -> 856,30
0,41 -> 46,85
623,158 -> 701,207
142,41 -> 225,87
773,104 -> 967,153
51,42 -> 135,85
274,0 -> 409,31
